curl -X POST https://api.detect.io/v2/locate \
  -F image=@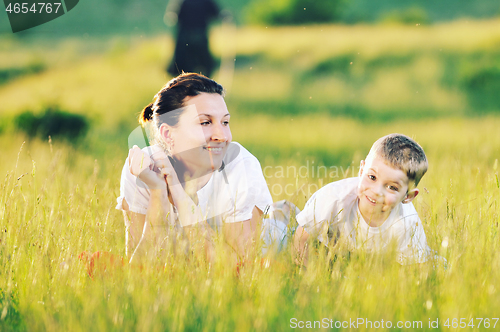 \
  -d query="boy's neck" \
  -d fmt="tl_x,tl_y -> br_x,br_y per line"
357,198 -> 392,227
